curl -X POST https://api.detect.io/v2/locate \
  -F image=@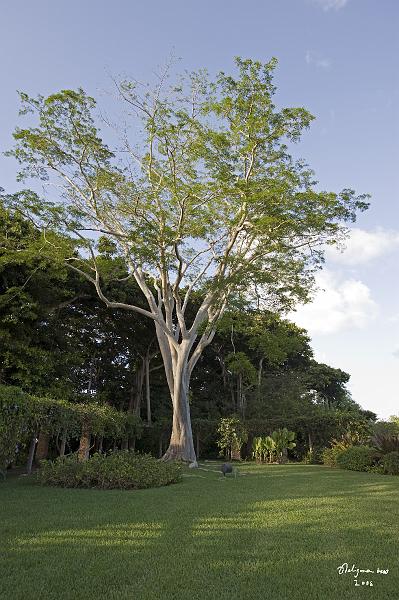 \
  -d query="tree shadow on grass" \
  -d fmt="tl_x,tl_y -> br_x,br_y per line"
1,468 -> 398,600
